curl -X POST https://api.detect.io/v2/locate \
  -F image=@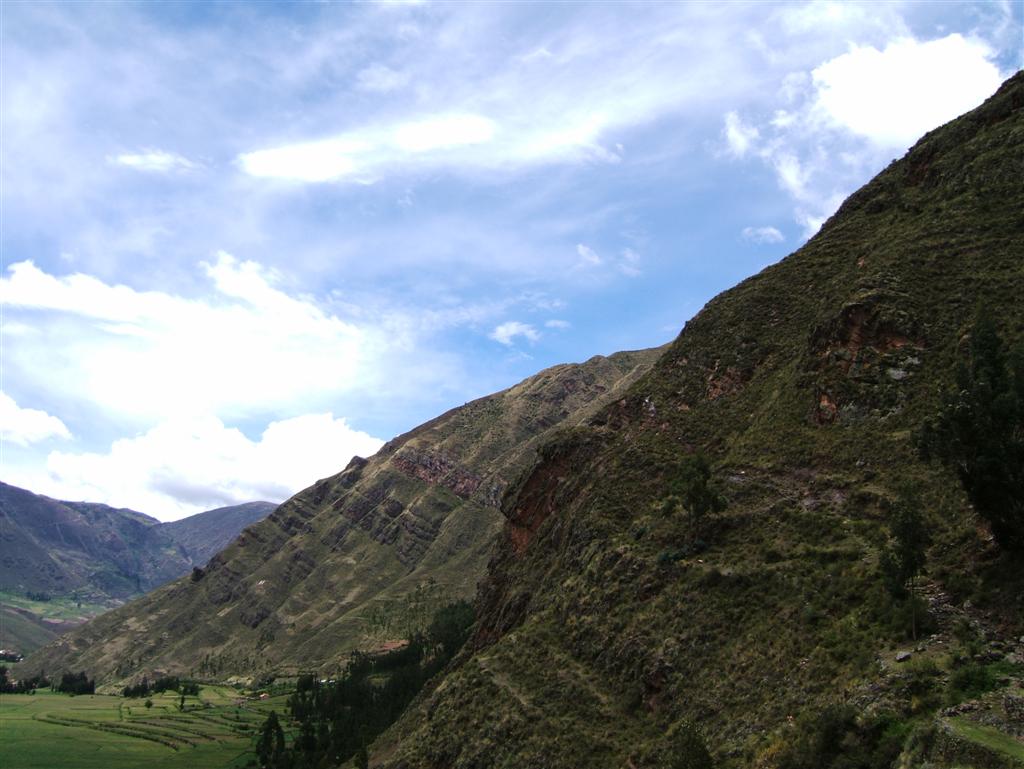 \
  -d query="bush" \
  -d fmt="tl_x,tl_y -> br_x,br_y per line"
948,662 -> 996,702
